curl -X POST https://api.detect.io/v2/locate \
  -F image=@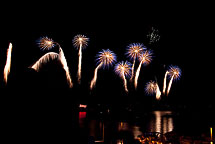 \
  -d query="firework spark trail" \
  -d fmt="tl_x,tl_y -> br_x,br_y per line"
166,75 -> 174,96
134,60 -> 143,89
59,47 -> 73,88
73,35 -> 89,84
122,72 -> 128,93
77,43 -> 82,83
37,36 -> 73,88
130,58 -> 136,81
156,83 -> 161,100
134,50 -> 152,89
126,43 -> 145,81
90,62 -> 103,90
31,52 -> 59,71
115,61 -> 131,93
3,43 -> 12,84
166,65 -> 181,96
163,71 -> 169,95
90,49 -> 117,90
